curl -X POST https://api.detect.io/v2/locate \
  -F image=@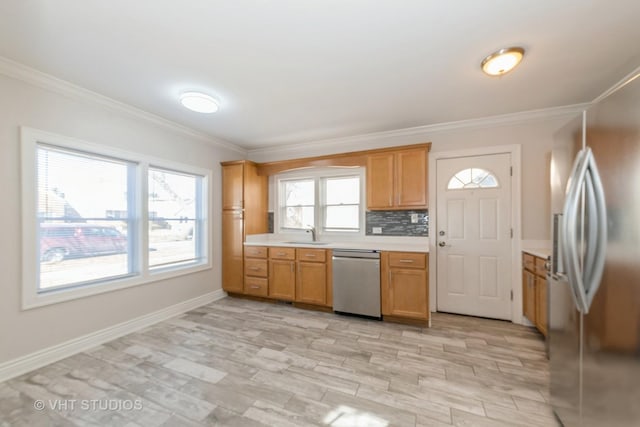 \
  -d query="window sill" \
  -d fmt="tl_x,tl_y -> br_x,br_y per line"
22,262 -> 212,310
